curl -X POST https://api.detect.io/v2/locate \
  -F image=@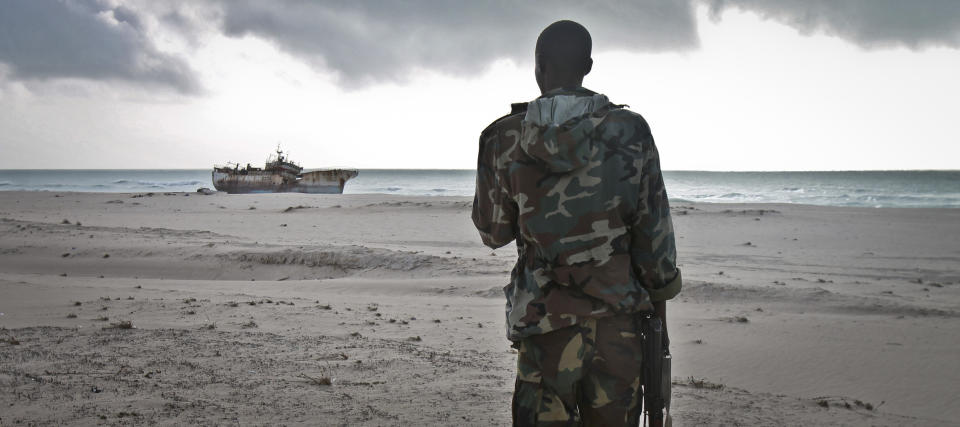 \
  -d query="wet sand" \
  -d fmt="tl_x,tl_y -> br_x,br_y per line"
1,191 -> 958,425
